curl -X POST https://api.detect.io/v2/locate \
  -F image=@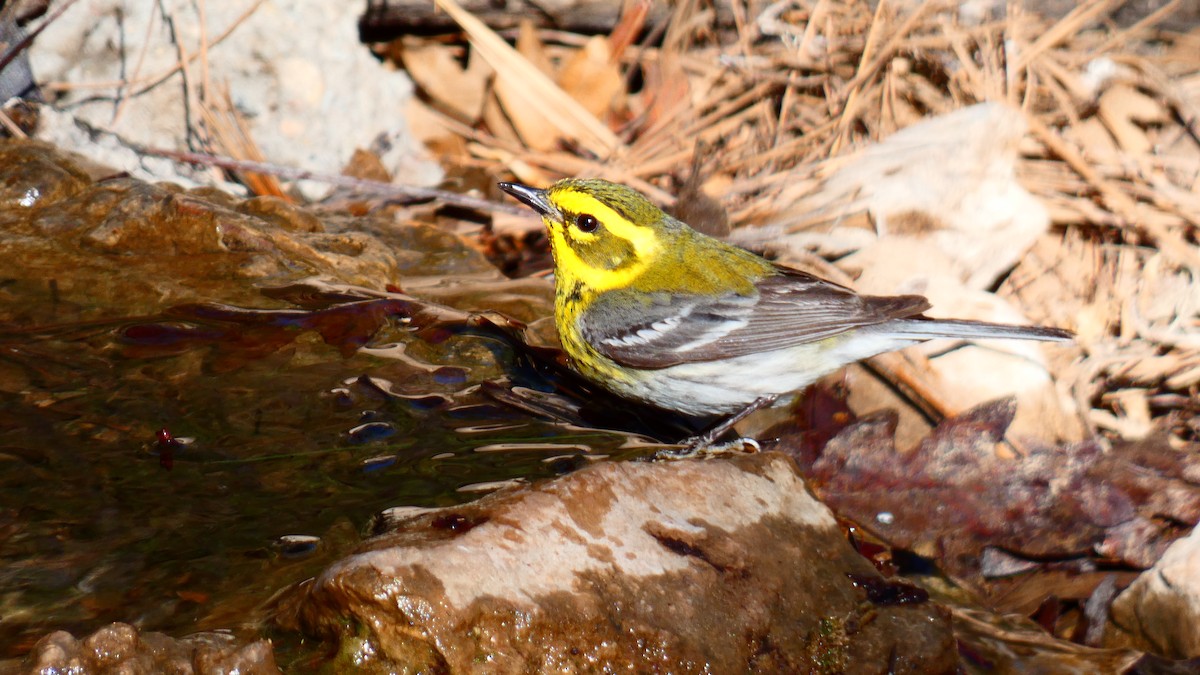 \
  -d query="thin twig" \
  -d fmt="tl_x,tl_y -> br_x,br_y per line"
0,106 -> 26,138
1013,0 -> 1123,72
112,1 -> 161,126
1081,0 -> 1183,63
127,0 -> 268,99
138,147 -> 526,215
